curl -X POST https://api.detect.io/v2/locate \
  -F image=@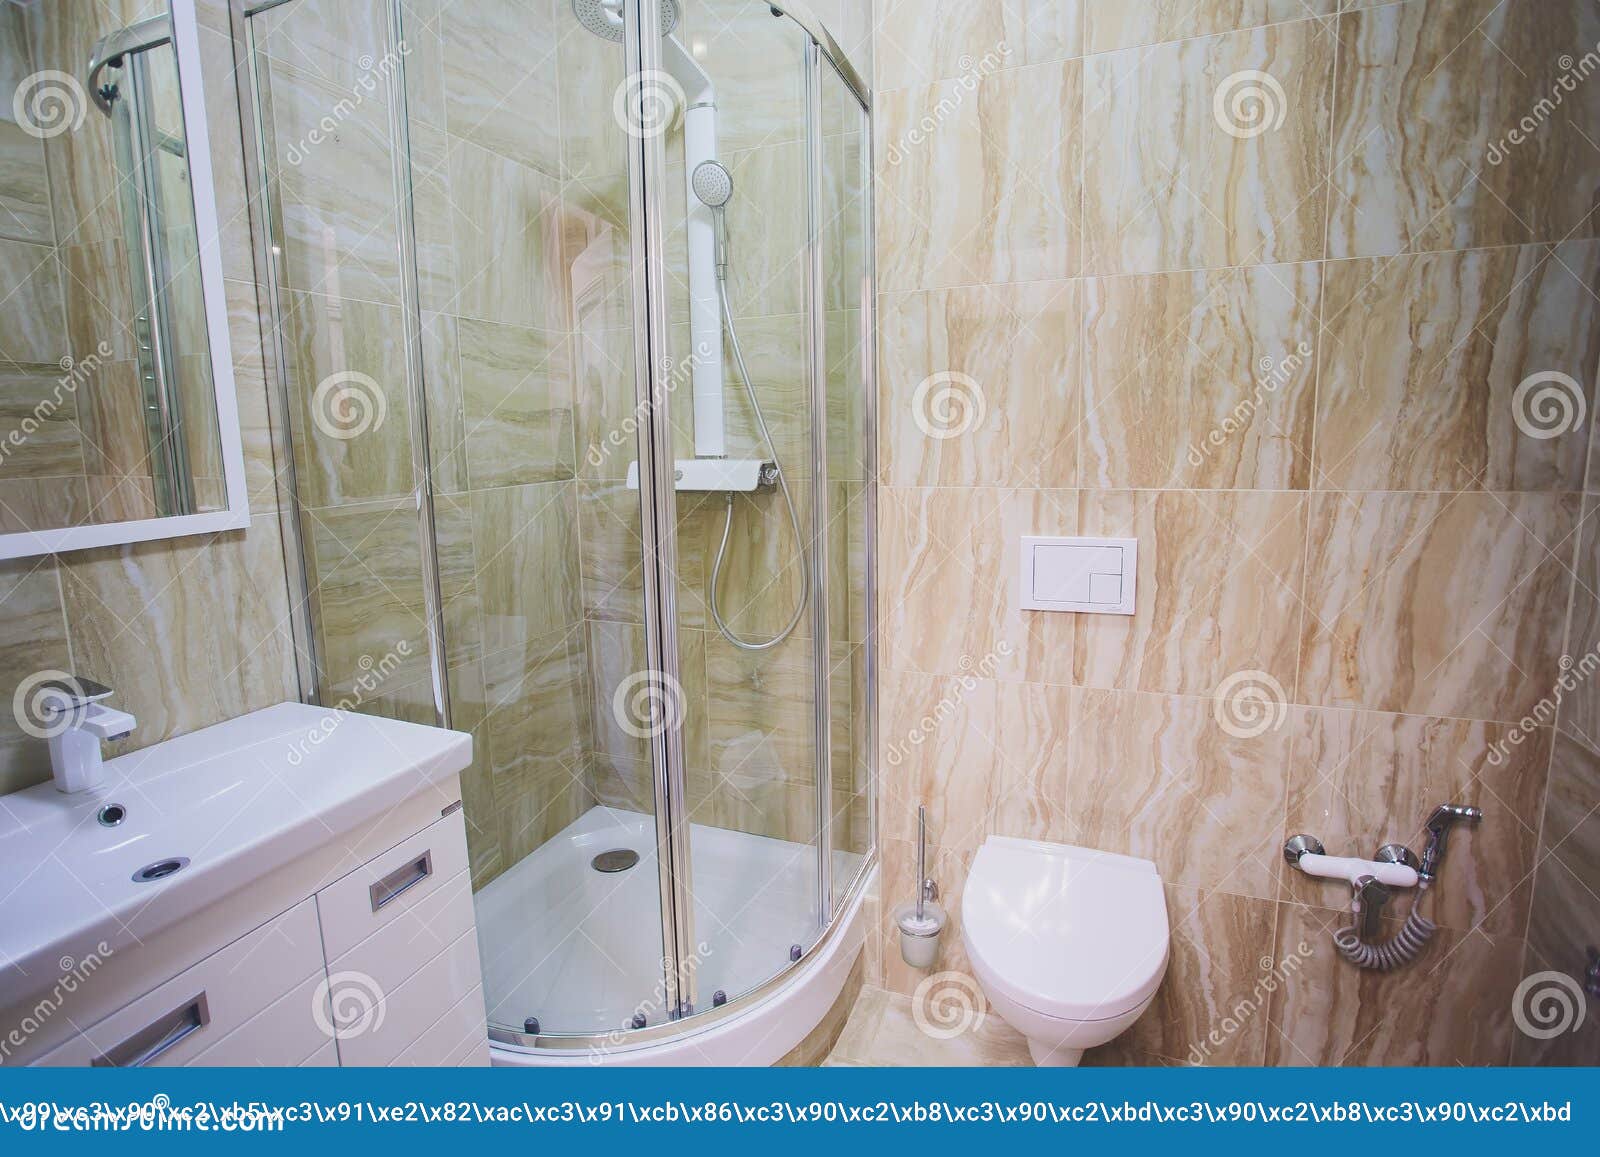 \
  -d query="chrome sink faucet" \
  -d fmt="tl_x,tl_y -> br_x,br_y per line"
37,677 -> 137,794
